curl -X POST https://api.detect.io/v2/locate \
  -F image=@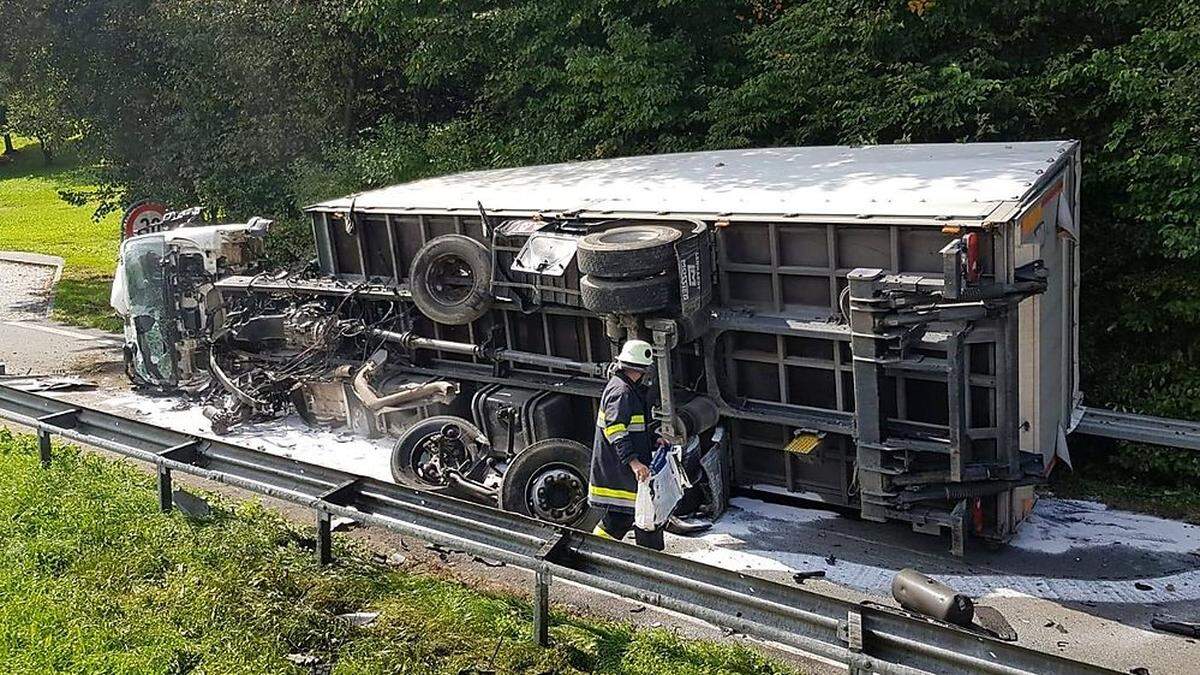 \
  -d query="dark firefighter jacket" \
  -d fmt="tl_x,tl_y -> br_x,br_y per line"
589,370 -> 653,512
